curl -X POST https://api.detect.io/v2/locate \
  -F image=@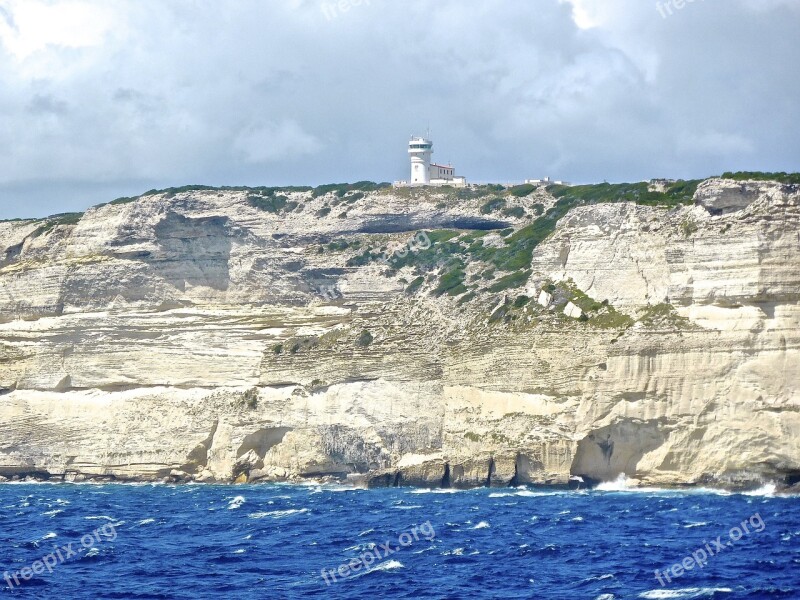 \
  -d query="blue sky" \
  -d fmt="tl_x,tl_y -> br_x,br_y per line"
0,0 -> 798,219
